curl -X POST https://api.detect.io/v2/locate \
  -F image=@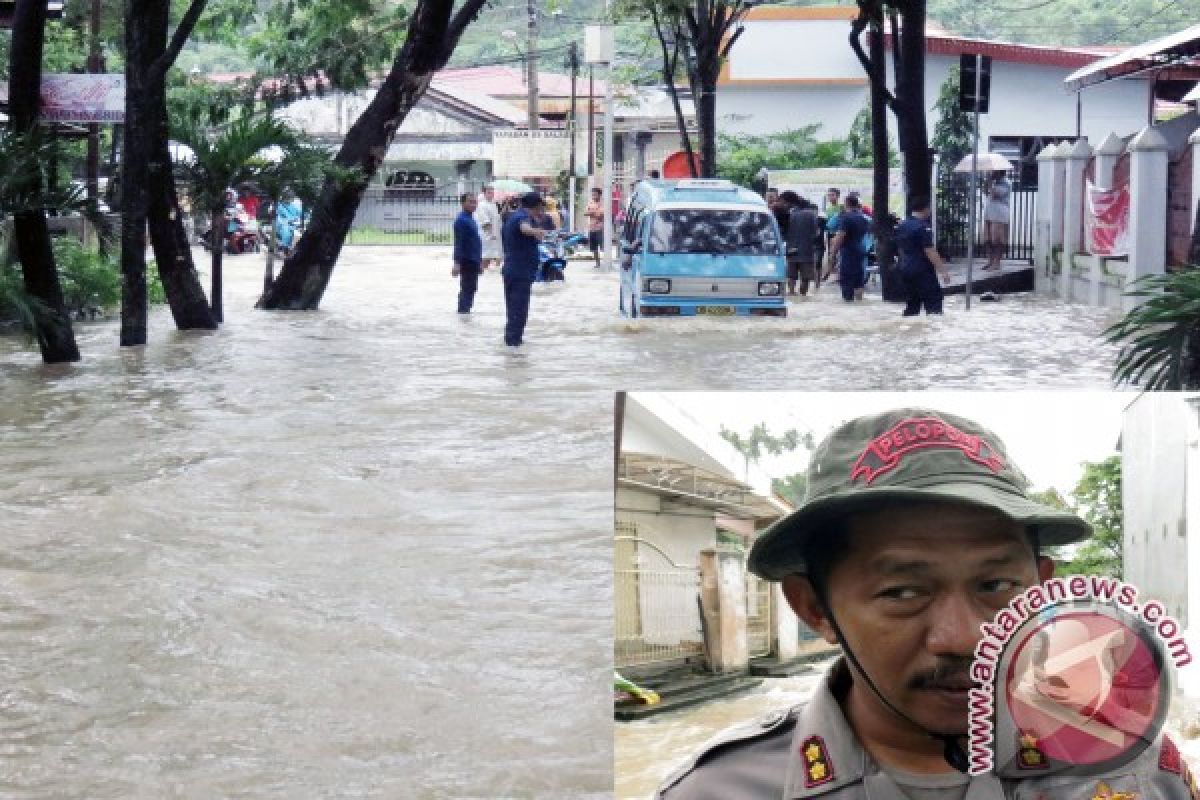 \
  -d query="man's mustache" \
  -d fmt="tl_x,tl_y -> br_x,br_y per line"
910,659 -> 975,691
